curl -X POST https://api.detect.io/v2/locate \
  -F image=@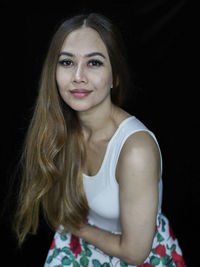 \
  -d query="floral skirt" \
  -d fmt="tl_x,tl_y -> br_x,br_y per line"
44,213 -> 186,267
